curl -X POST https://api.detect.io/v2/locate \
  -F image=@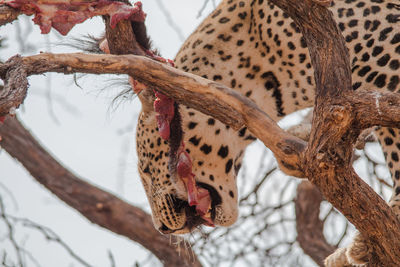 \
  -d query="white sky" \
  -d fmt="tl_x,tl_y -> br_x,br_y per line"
0,1 -> 220,266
